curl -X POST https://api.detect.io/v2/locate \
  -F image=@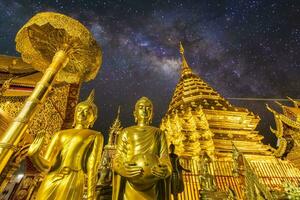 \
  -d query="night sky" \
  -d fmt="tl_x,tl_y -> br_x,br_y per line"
0,0 -> 299,146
